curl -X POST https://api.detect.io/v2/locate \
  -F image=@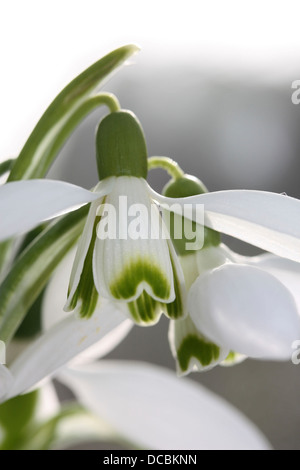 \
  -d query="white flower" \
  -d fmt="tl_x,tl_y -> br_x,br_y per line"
161,175 -> 300,375
194,246 -> 300,355
63,175 -> 185,325
169,245 -> 300,375
0,250 -> 270,449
